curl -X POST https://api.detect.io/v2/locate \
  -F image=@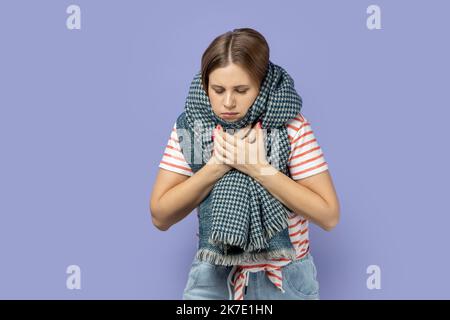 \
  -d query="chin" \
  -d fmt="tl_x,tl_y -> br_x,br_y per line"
222,118 -> 240,122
